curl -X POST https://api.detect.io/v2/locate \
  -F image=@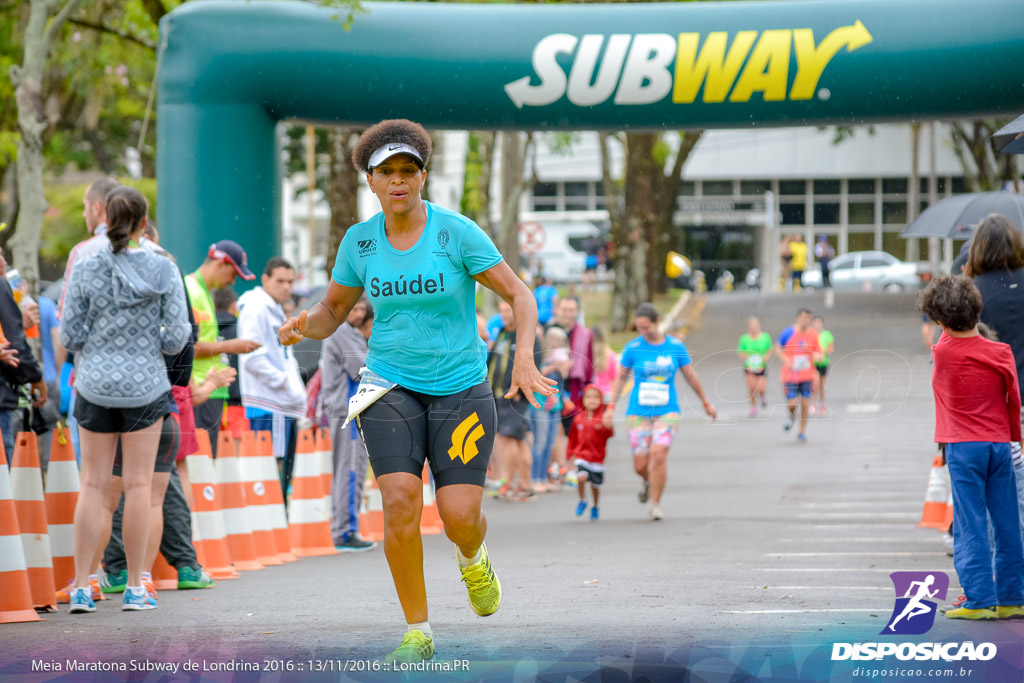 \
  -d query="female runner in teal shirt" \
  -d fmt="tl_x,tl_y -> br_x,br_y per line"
279,119 -> 553,664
